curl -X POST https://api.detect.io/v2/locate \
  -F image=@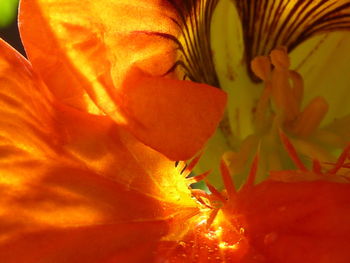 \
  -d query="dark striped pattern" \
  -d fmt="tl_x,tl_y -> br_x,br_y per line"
166,0 -> 221,87
232,0 -> 350,80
